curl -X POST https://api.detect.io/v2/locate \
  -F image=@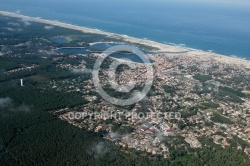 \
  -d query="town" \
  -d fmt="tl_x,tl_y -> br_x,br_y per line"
51,49 -> 250,158
1,13 -> 250,159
